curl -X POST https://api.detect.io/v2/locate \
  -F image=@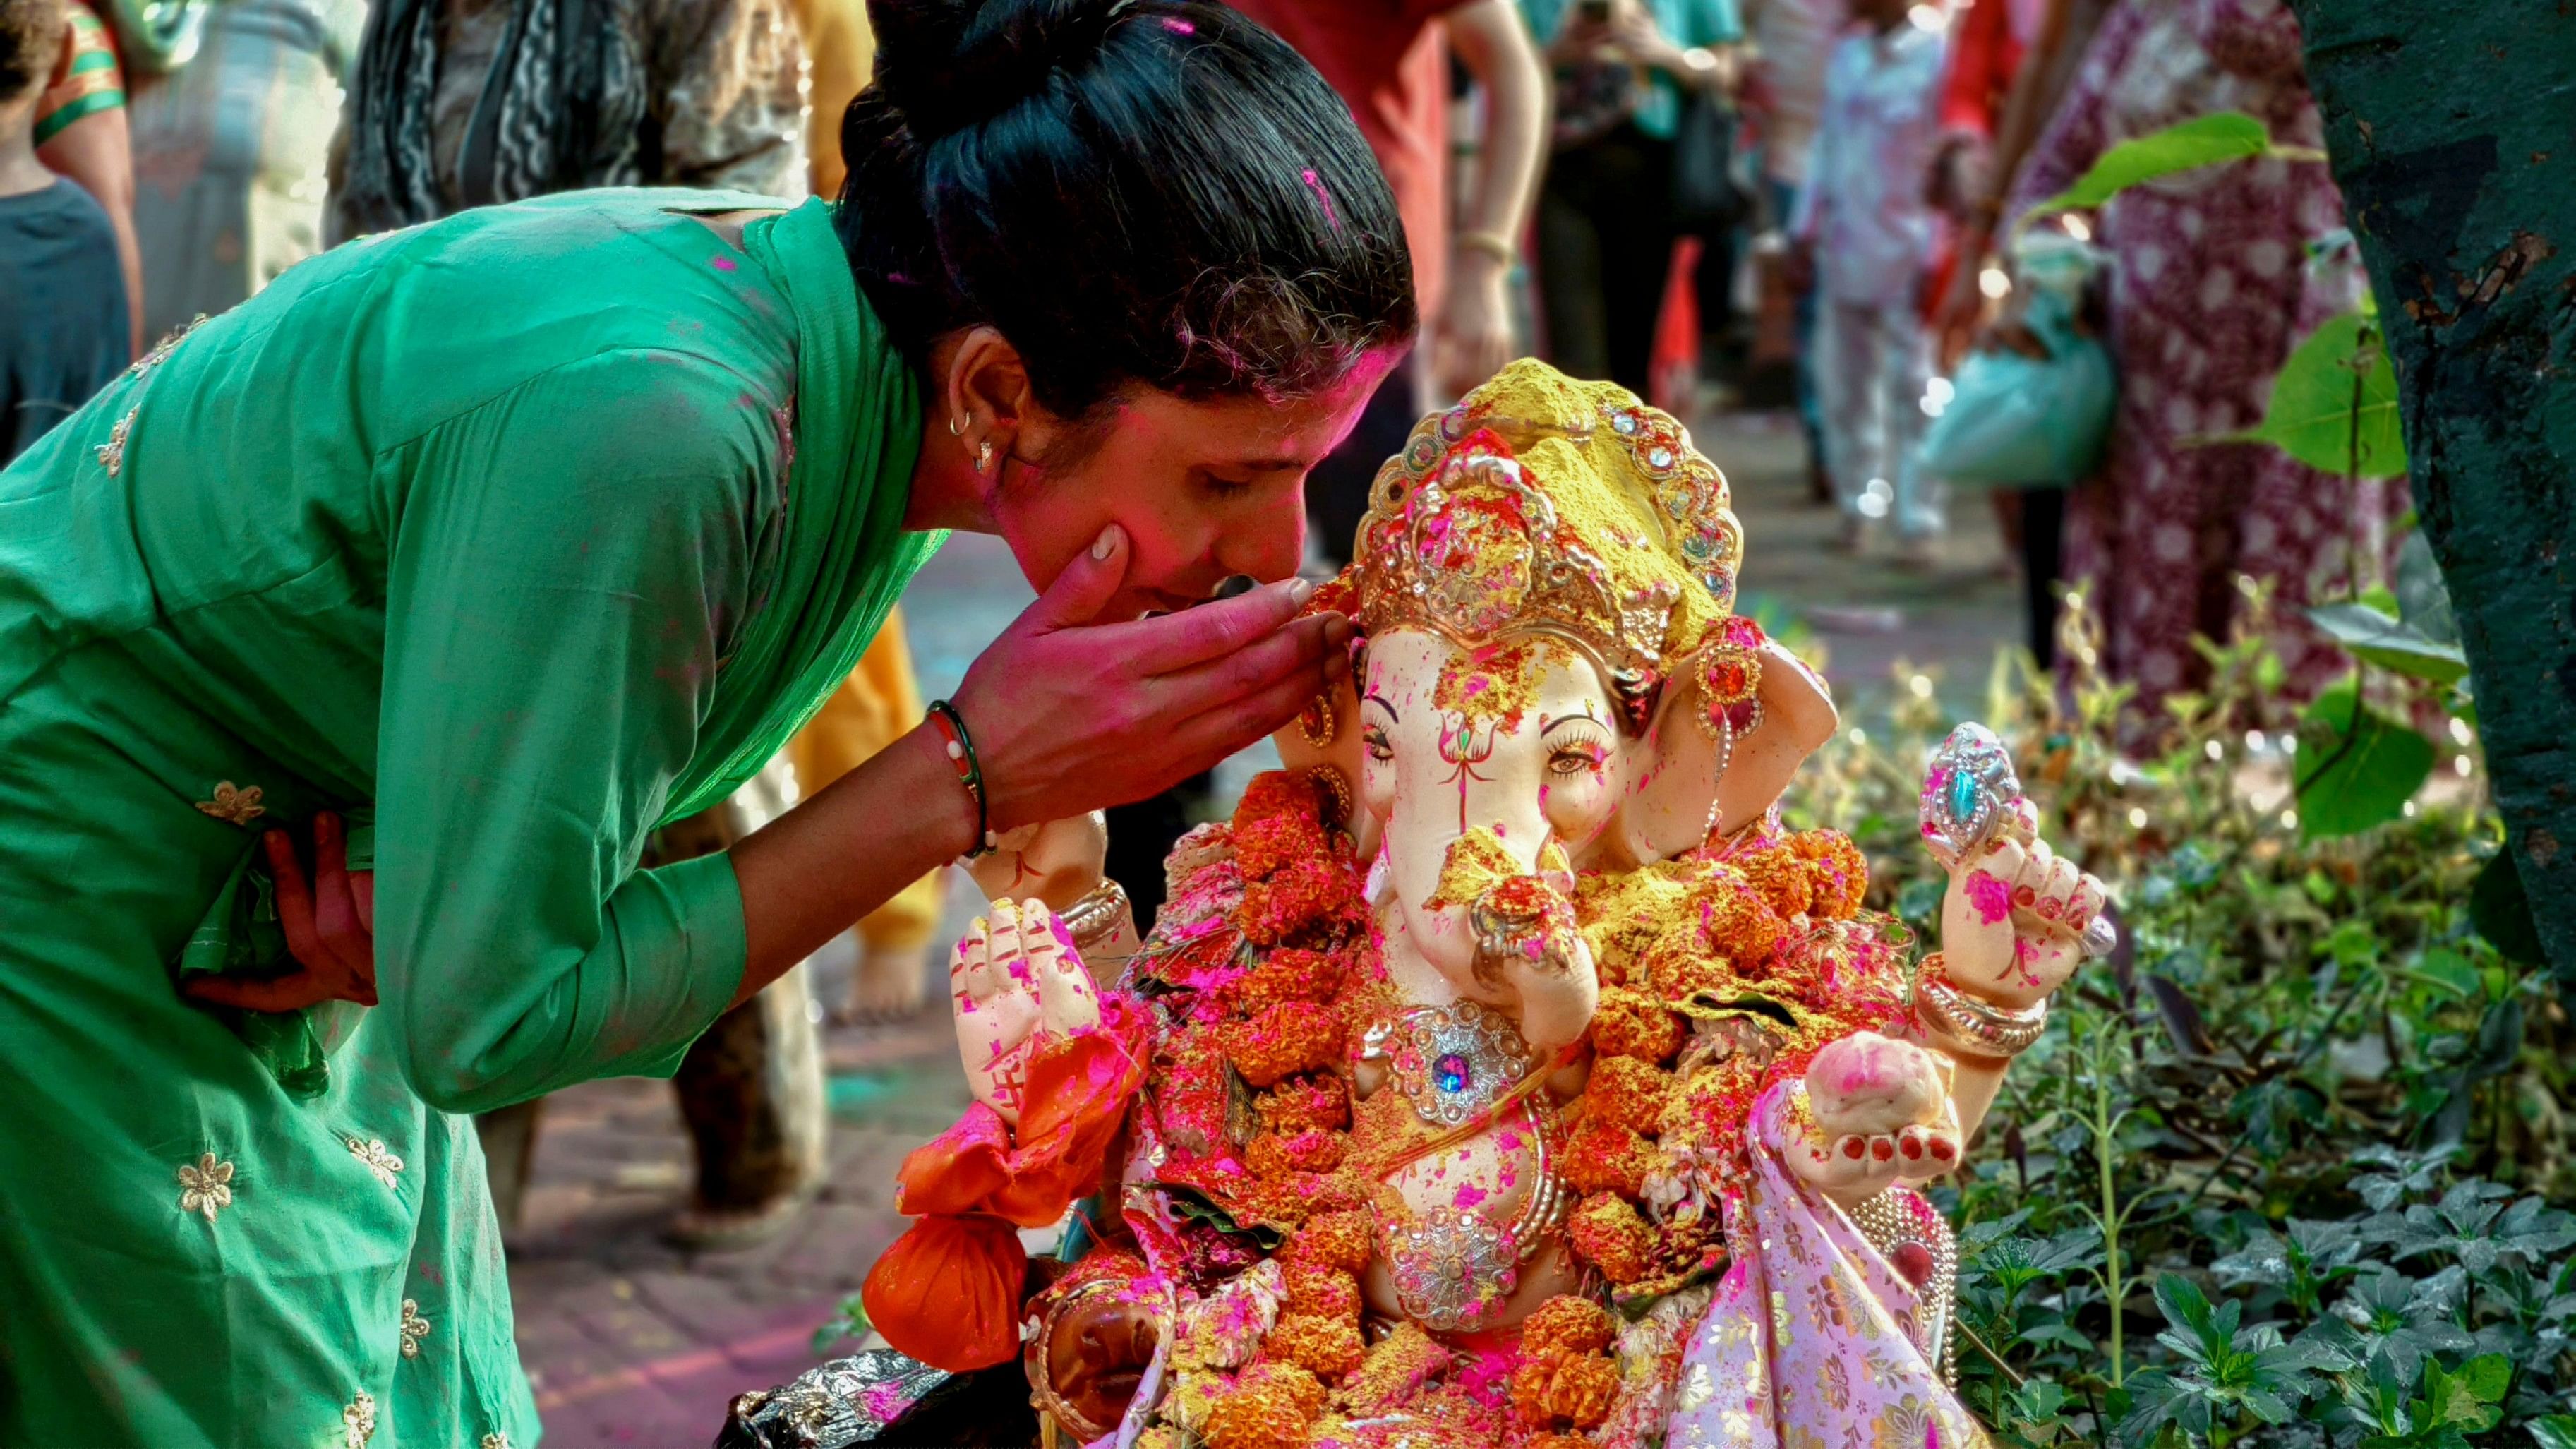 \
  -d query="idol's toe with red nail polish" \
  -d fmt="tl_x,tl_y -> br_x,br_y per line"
1870,1138 -> 1896,1162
